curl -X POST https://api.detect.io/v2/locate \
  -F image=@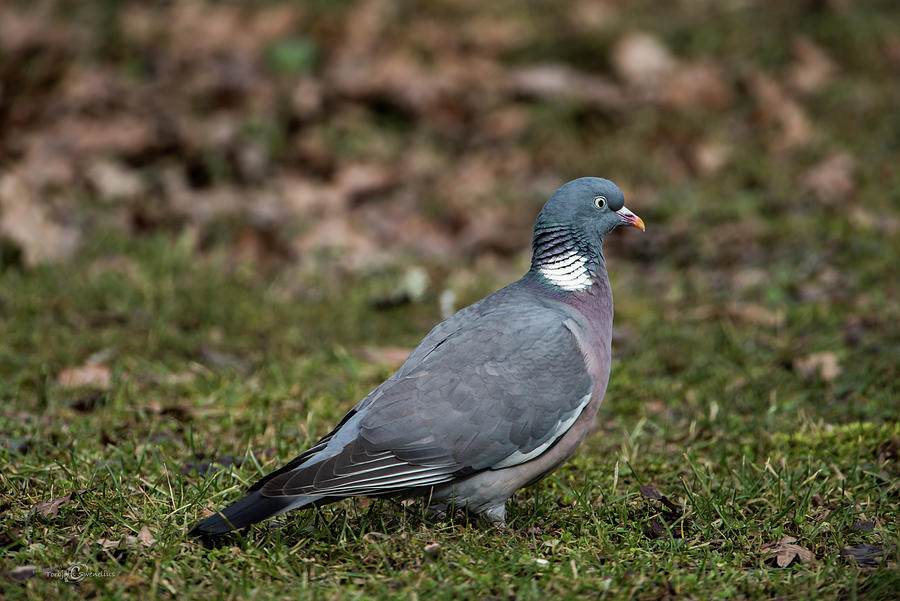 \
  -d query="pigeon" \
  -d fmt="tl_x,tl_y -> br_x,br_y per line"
190,177 -> 644,536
